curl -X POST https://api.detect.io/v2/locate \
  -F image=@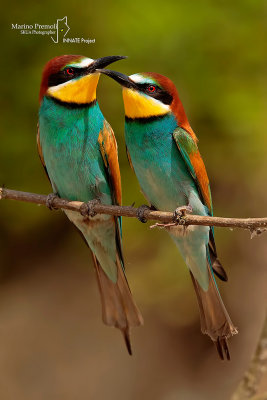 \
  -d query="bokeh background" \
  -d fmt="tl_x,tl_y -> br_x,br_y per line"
0,1 -> 266,399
